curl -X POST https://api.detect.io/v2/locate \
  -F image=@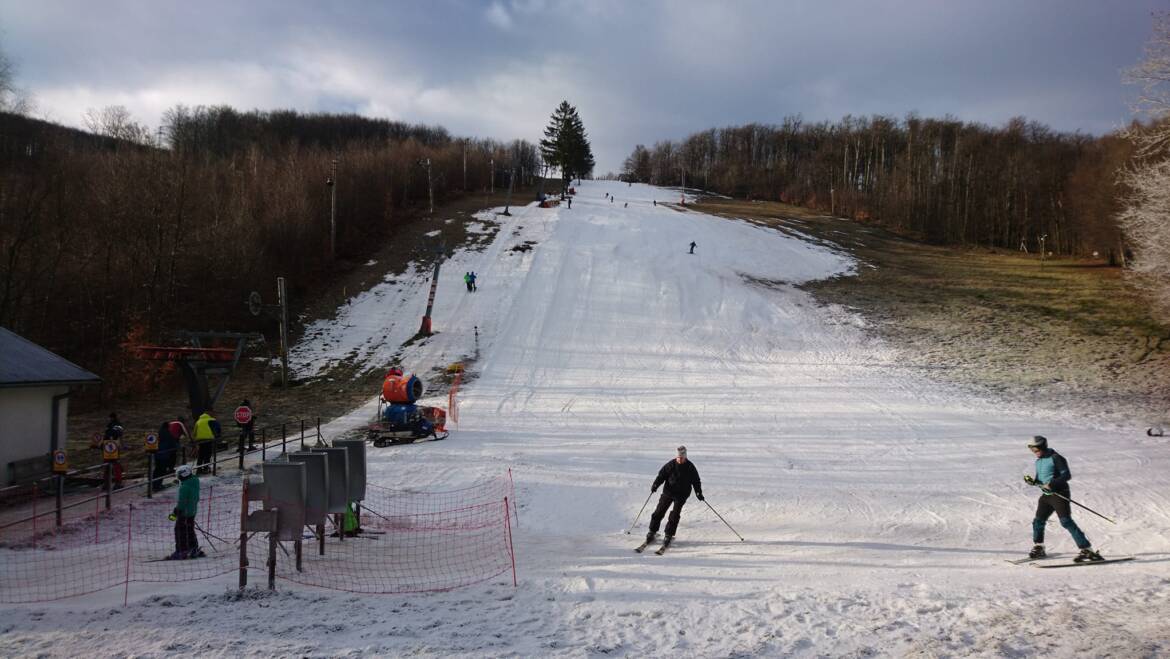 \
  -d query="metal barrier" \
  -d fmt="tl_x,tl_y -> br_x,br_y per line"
0,418 -> 325,541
